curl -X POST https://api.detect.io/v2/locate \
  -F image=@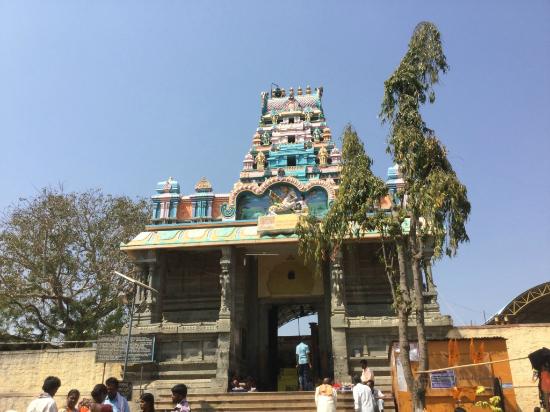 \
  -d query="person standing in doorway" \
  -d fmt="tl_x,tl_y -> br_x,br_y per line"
27,376 -> 61,412
296,339 -> 312,390
103,378 -> 129,412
